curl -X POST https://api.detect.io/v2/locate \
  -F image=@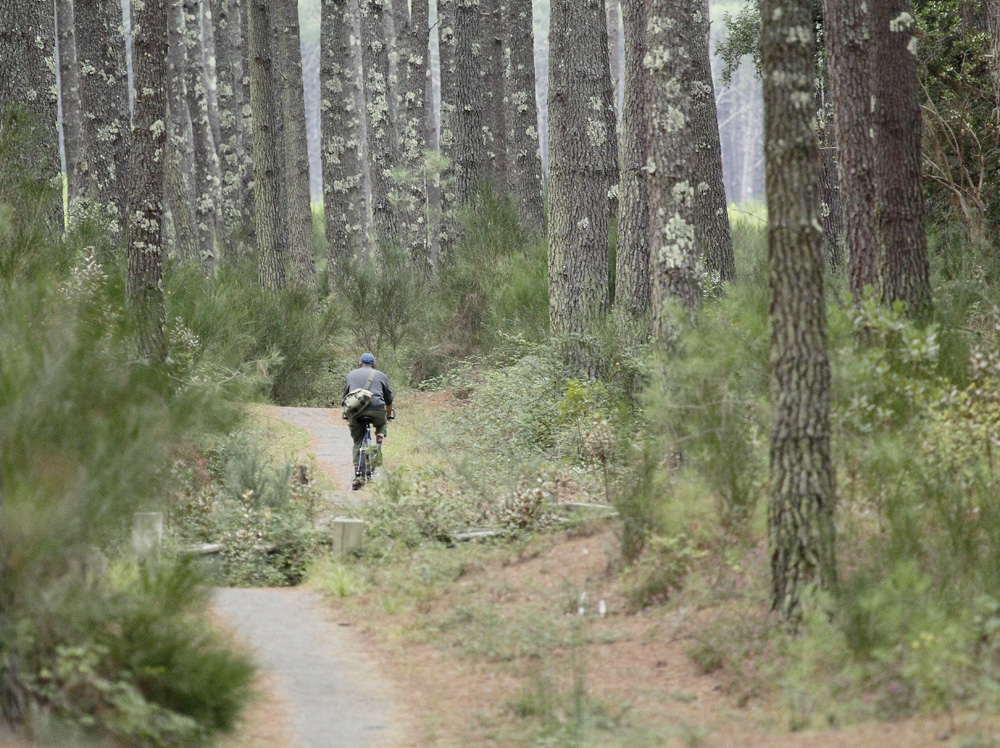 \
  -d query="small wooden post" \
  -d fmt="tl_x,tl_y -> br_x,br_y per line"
132,512 -> 163,564
330,518 -> 364,554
